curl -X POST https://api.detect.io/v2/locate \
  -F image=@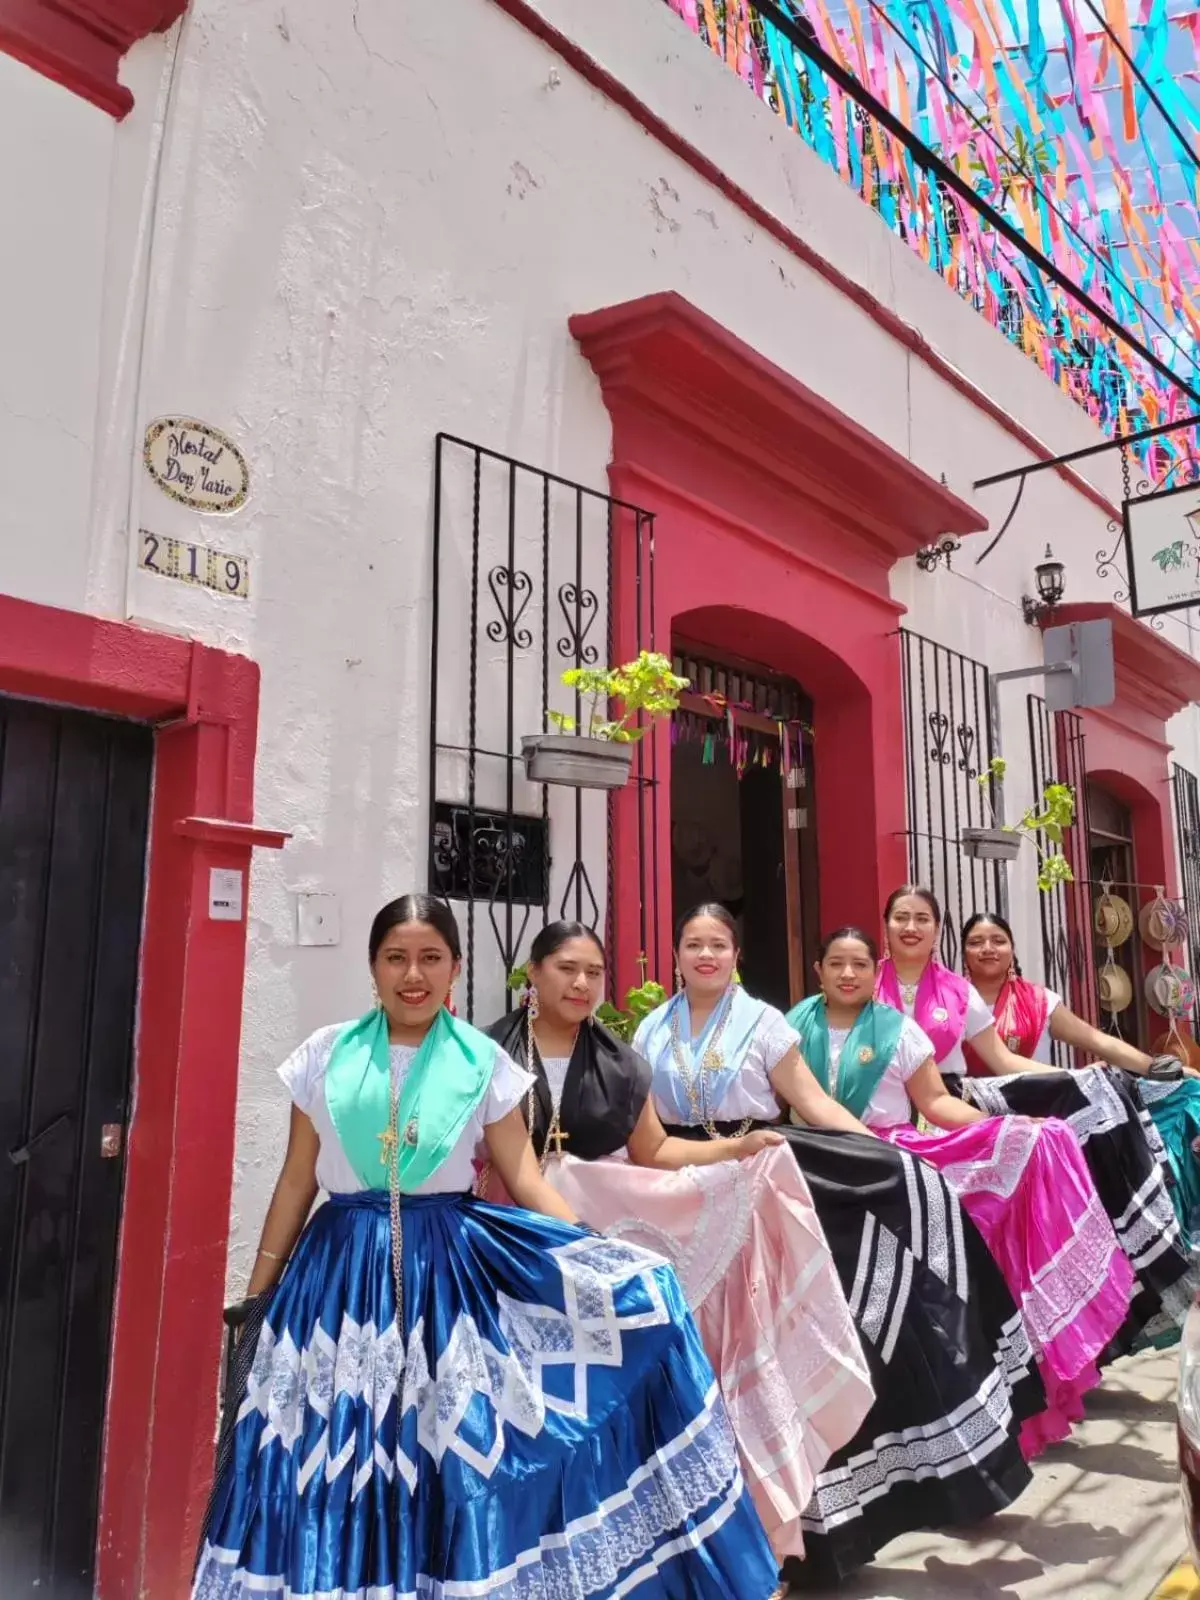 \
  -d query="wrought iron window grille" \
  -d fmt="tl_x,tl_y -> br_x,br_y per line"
899,629 -> 1000,969
428,434 -> 661,1020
